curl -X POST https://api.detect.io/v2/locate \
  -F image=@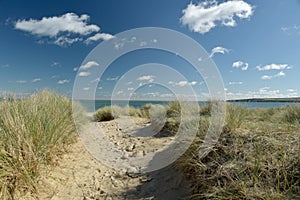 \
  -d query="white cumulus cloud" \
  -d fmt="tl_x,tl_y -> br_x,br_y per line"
181,0 -> 254,34
261,75 -> 272,80
54,36 -> 82,46
168,81 -> 197,87
79,61 -> 99,70
85,33 -> 115,44
78,71 -> 91,77
256,64 -> 290,71
275,71 -> 285,77
232,61 -> 249,71
15,13 -> 113,47
15,13 -> 99,37
58,79 -> 70,84
137,75 -> 155,83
